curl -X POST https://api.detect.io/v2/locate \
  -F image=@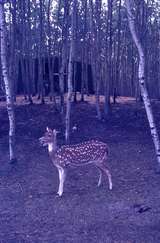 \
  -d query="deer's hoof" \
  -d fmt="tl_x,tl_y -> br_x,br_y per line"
109,184 -> 113,190
97,182 -> 101,187
56,192 -> 63,197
